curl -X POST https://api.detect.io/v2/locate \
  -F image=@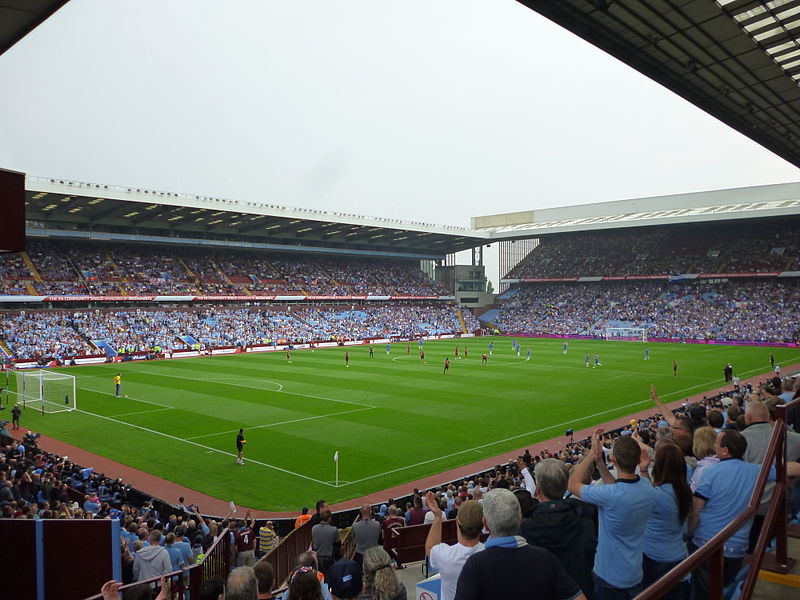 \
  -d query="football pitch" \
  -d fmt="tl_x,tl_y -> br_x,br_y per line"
8,337 -> 799,511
